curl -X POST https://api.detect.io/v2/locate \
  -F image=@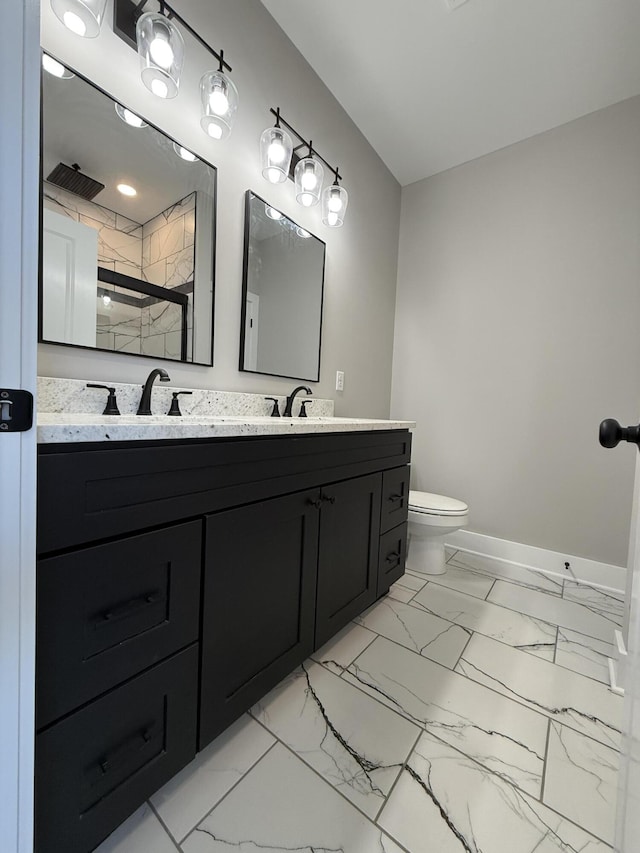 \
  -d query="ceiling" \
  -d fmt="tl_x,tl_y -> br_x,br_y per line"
261,0 -> 640,186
